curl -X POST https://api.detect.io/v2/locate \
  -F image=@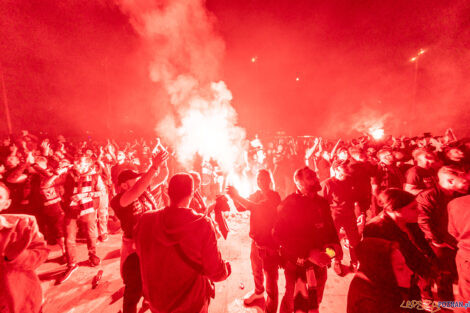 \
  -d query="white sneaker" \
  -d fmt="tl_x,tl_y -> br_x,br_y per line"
243,291 -> 264,305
